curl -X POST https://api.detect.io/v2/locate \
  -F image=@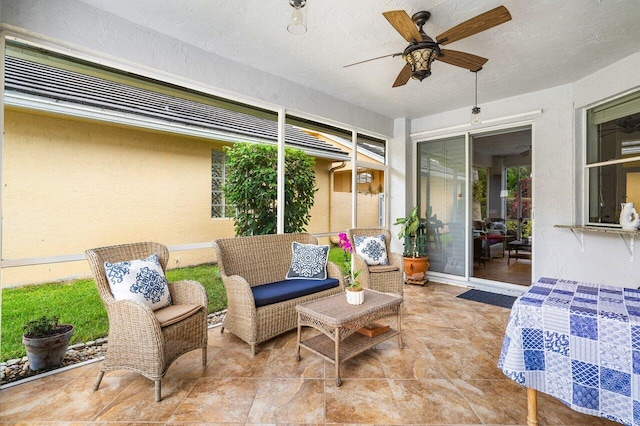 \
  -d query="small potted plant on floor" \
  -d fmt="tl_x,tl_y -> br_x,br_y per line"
394,206 -> 430,284
22,315 -> 74,371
